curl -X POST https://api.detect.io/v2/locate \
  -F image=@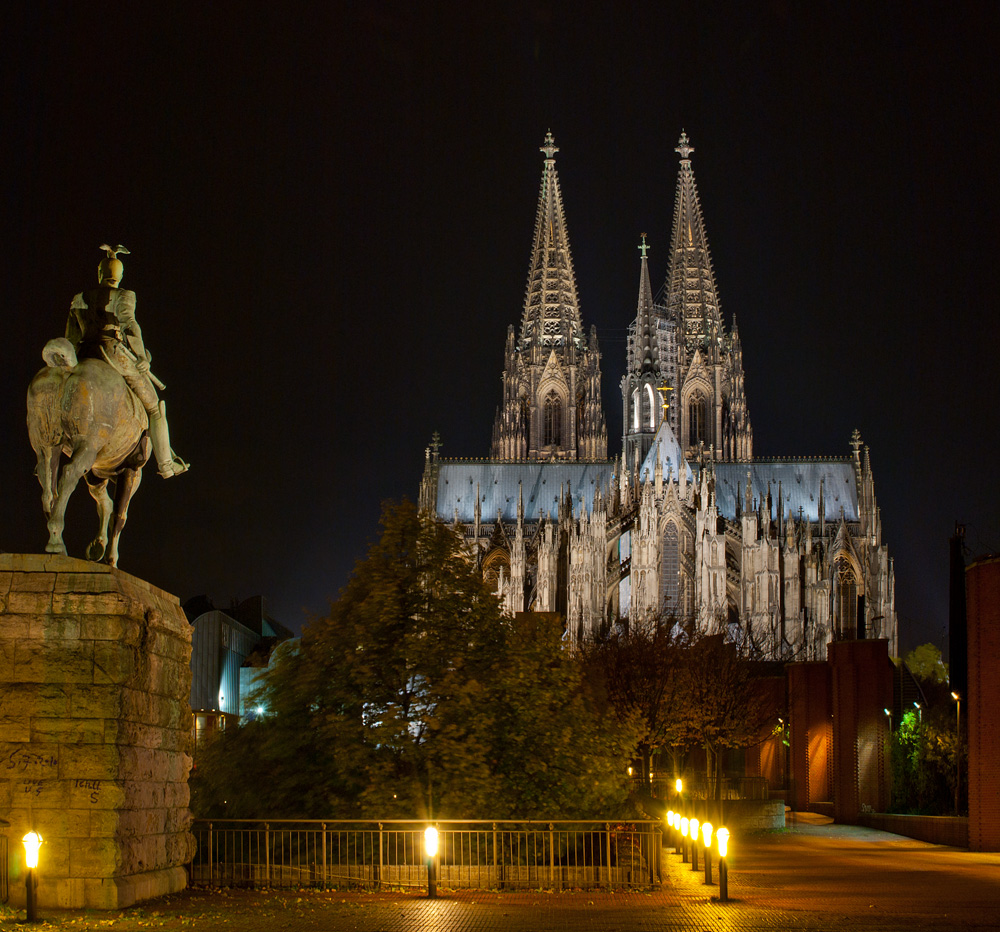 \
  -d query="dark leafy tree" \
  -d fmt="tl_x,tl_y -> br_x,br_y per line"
192,500 -> 639,819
